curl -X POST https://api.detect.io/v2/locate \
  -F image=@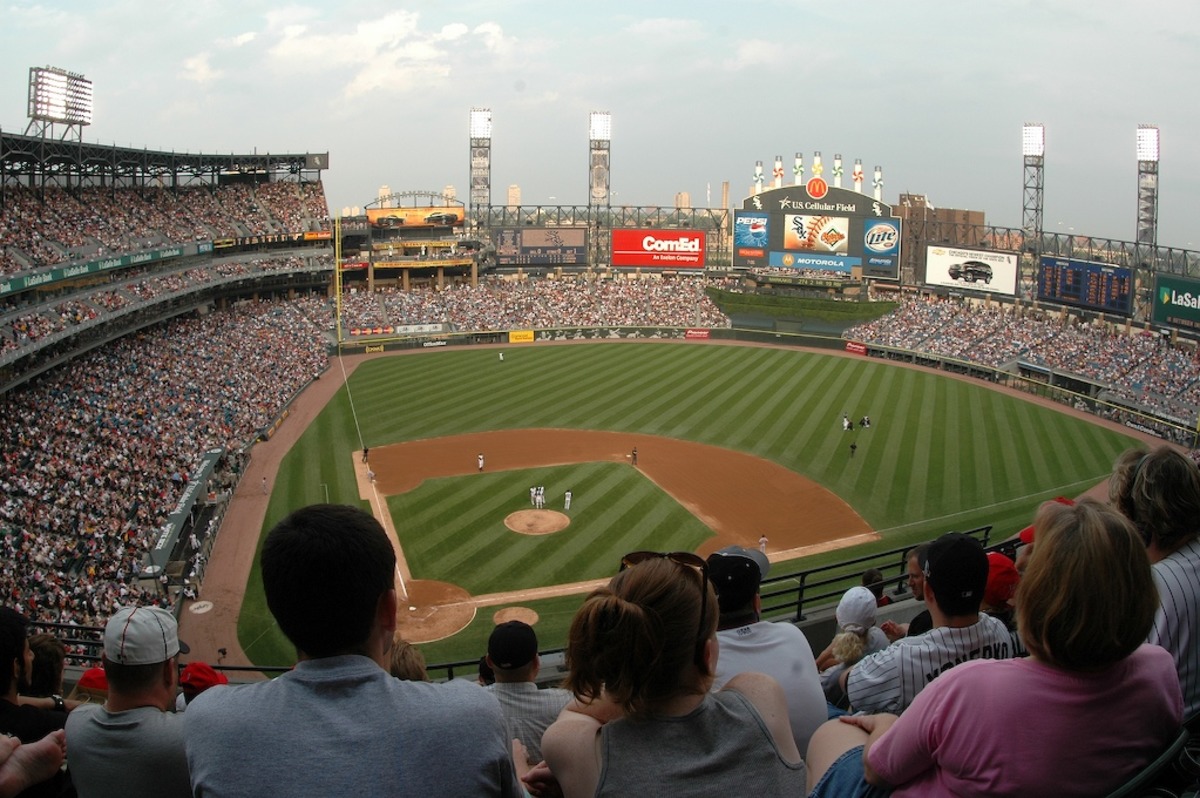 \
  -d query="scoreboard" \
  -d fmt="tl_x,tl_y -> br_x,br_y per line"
1037,256 -> 1132,315
492,227 -> 588,266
